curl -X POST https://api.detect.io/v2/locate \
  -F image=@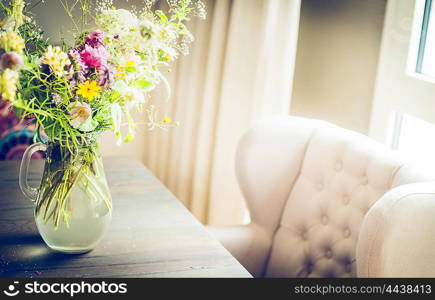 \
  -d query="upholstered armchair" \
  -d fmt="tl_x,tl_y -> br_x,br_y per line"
209,116 -> 435,278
